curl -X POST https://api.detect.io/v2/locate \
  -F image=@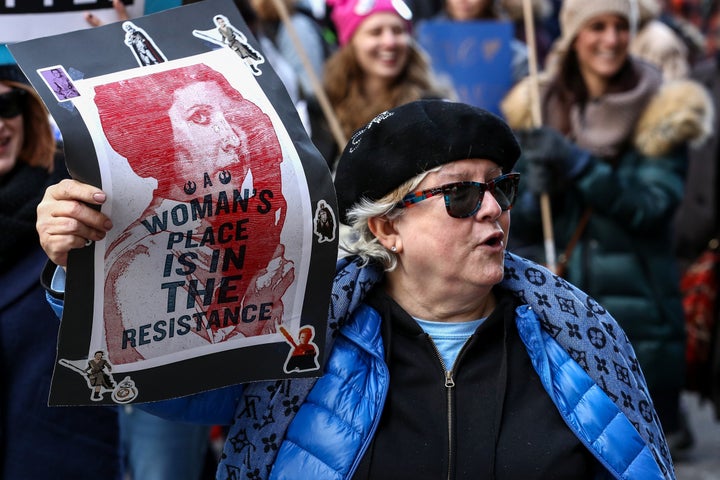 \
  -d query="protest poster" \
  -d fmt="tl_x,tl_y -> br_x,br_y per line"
10,0 -> 338,406
416,20 -> 514,116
